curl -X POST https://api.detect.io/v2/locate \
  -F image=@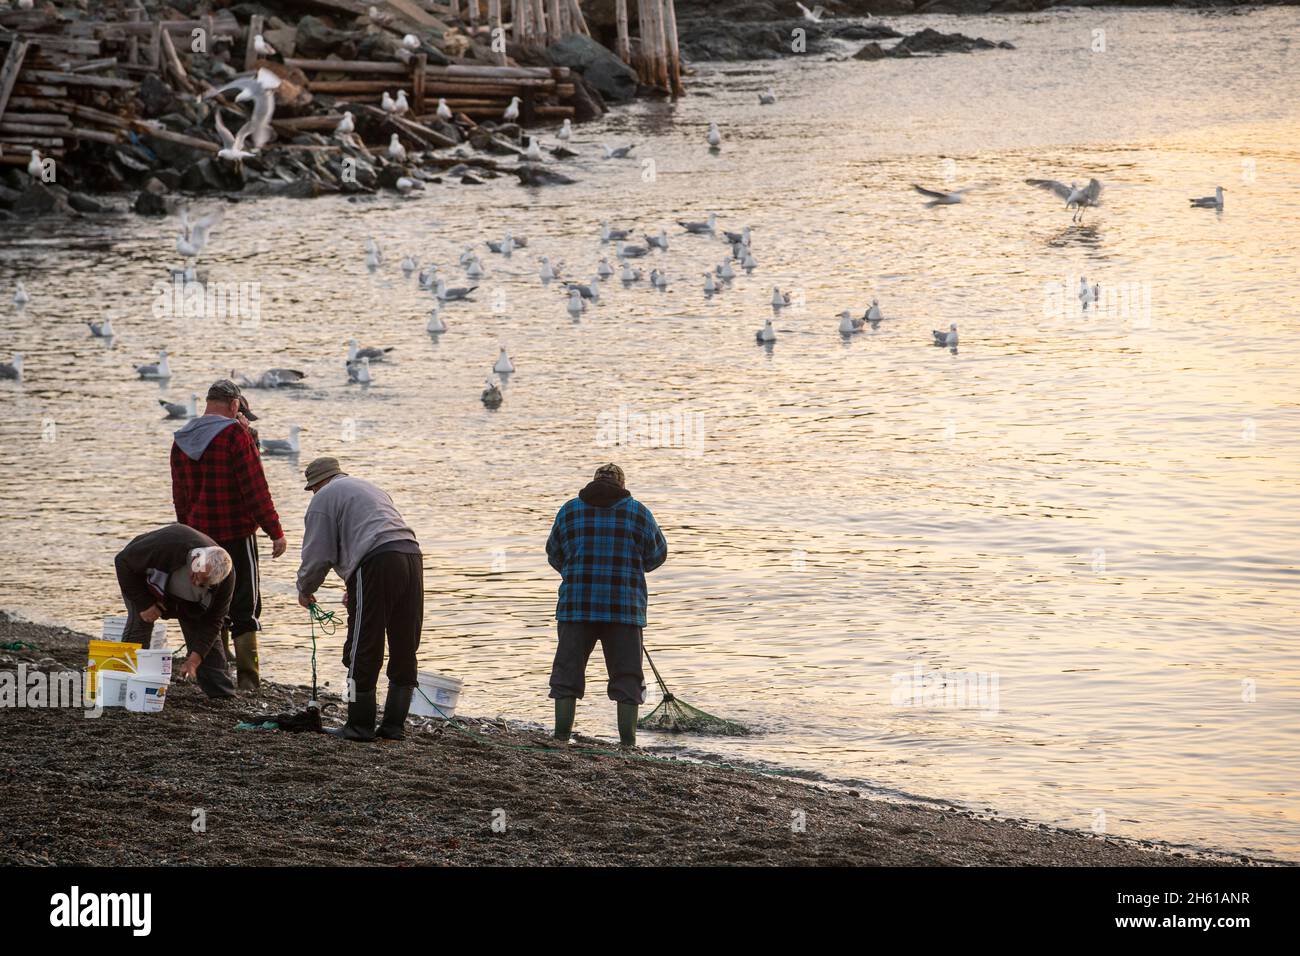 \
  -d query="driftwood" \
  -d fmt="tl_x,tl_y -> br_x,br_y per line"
0,38 -> 30,122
